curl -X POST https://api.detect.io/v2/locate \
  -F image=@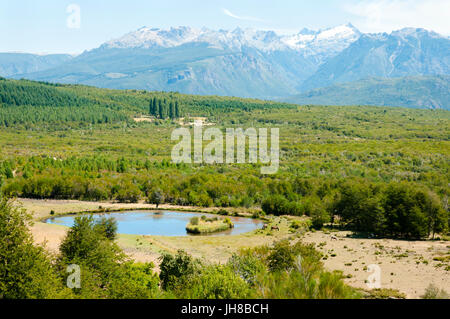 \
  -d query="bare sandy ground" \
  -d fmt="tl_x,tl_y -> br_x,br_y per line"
302,231 -> 450,299
18,198 -> 449,298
